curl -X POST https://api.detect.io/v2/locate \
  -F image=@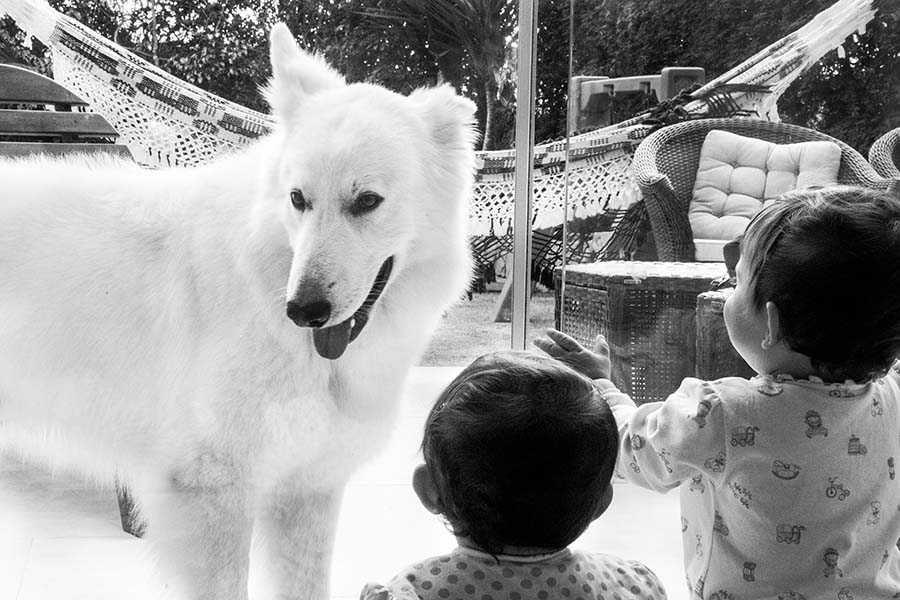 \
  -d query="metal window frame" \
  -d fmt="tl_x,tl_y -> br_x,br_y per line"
510,0 -> 539,349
